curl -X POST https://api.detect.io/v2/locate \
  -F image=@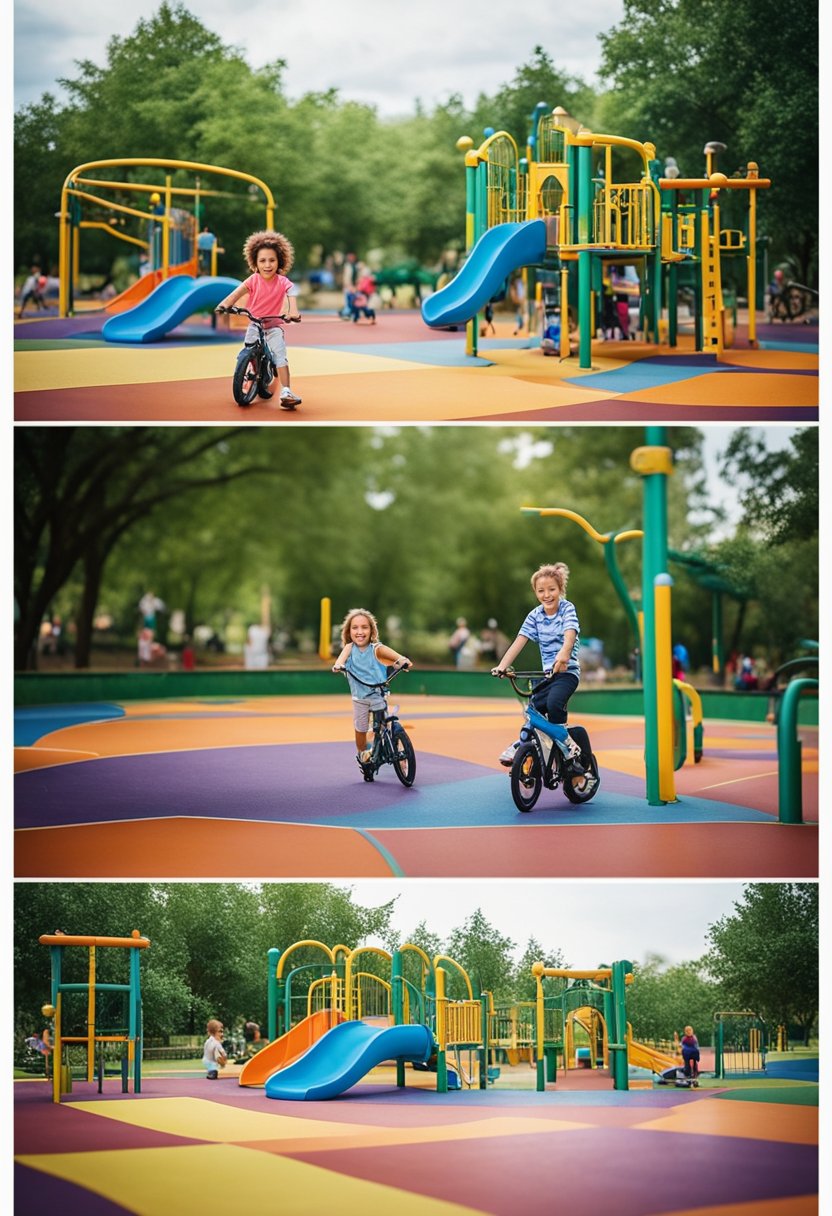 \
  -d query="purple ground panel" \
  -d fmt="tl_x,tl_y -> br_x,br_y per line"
15,743 -> 650,830
15,744 -> 490,828
15,1165 -> 132,1216
287,1126 -> 817,1216
15,1096 -> 203,1154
